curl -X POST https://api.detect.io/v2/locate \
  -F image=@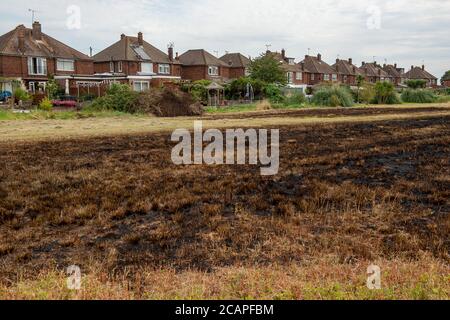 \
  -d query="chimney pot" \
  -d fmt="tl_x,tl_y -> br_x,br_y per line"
175,52 -> 179,60
394,63 -> 397,68
362,62 -> 365,66
138,32 -> 143,46
121,34 -> 126,40
349,58 -> 353,65
317,53 -> 322,61
32,21 -> 42,41
411,65 -> 414,70
422,65 -> 425,70
281,48 -> 286,59
336,58 -> 339,63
